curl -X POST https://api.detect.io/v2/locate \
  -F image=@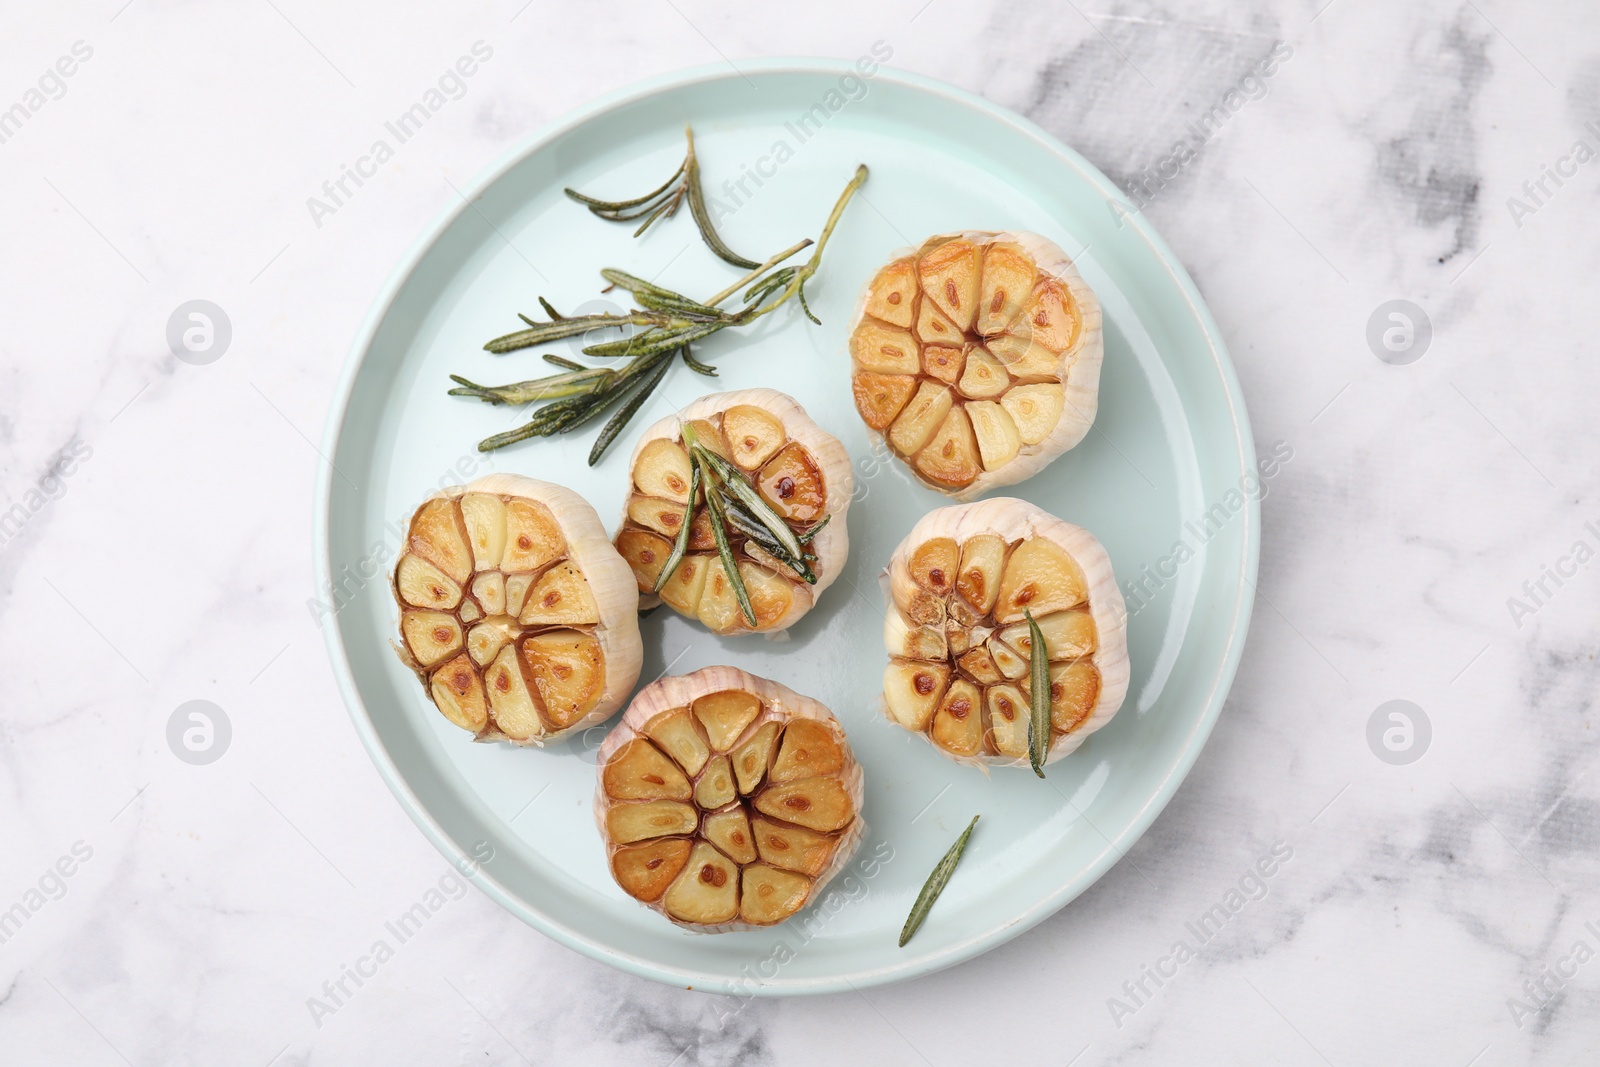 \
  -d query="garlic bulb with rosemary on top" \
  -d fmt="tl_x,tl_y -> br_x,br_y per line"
392,474 -> 642,744
614,388 -> 852,635
880,498 -> 1129,767
848,231 -> 1103,499
594,666 -> 865,930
